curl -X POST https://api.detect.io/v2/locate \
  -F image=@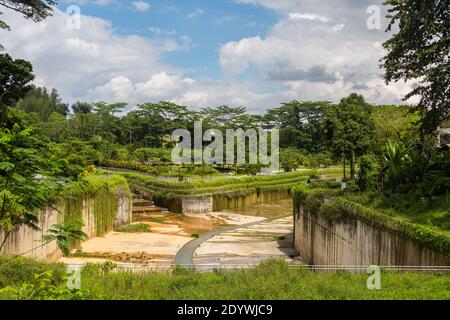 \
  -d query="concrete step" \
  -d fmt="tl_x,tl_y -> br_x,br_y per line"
132,200 -> 155,207
132,206 -> 164,214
